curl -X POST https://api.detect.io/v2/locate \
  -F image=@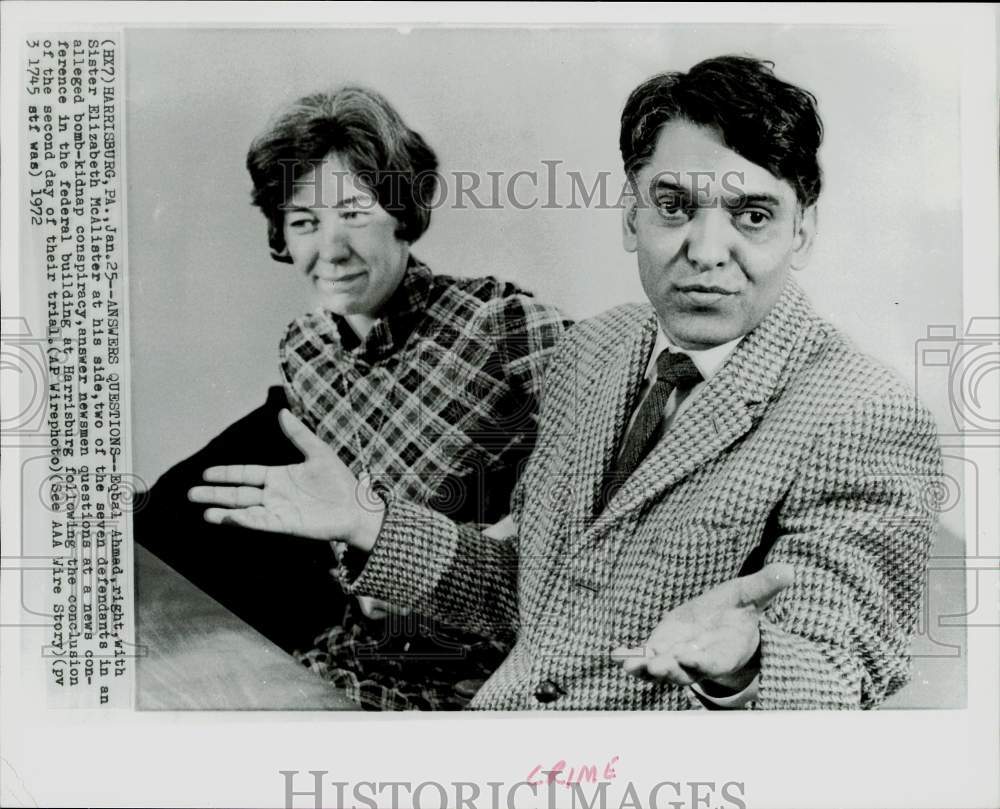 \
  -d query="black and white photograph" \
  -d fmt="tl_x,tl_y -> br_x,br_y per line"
1,4 -> 997,809
128,24 -> 967,713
